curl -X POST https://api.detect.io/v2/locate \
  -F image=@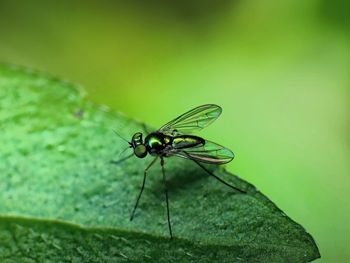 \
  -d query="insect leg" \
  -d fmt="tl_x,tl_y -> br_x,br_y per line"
130,156 -> 158,221
161,157 -> 173,239
184,152 -> 246,194
110,153 -> 134,165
